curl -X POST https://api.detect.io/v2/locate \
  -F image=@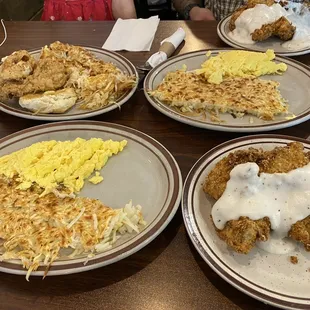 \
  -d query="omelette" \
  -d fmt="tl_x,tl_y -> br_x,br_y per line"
0,137 -> 127,196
